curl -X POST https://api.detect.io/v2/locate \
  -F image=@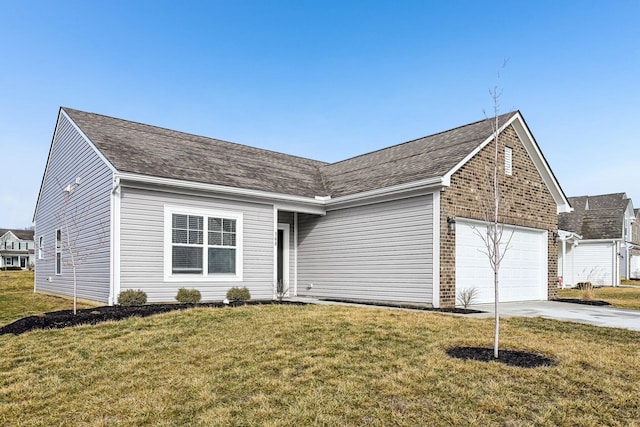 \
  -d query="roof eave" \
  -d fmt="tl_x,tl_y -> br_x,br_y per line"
115,172 -> 328,215
325,176 -> 447,210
